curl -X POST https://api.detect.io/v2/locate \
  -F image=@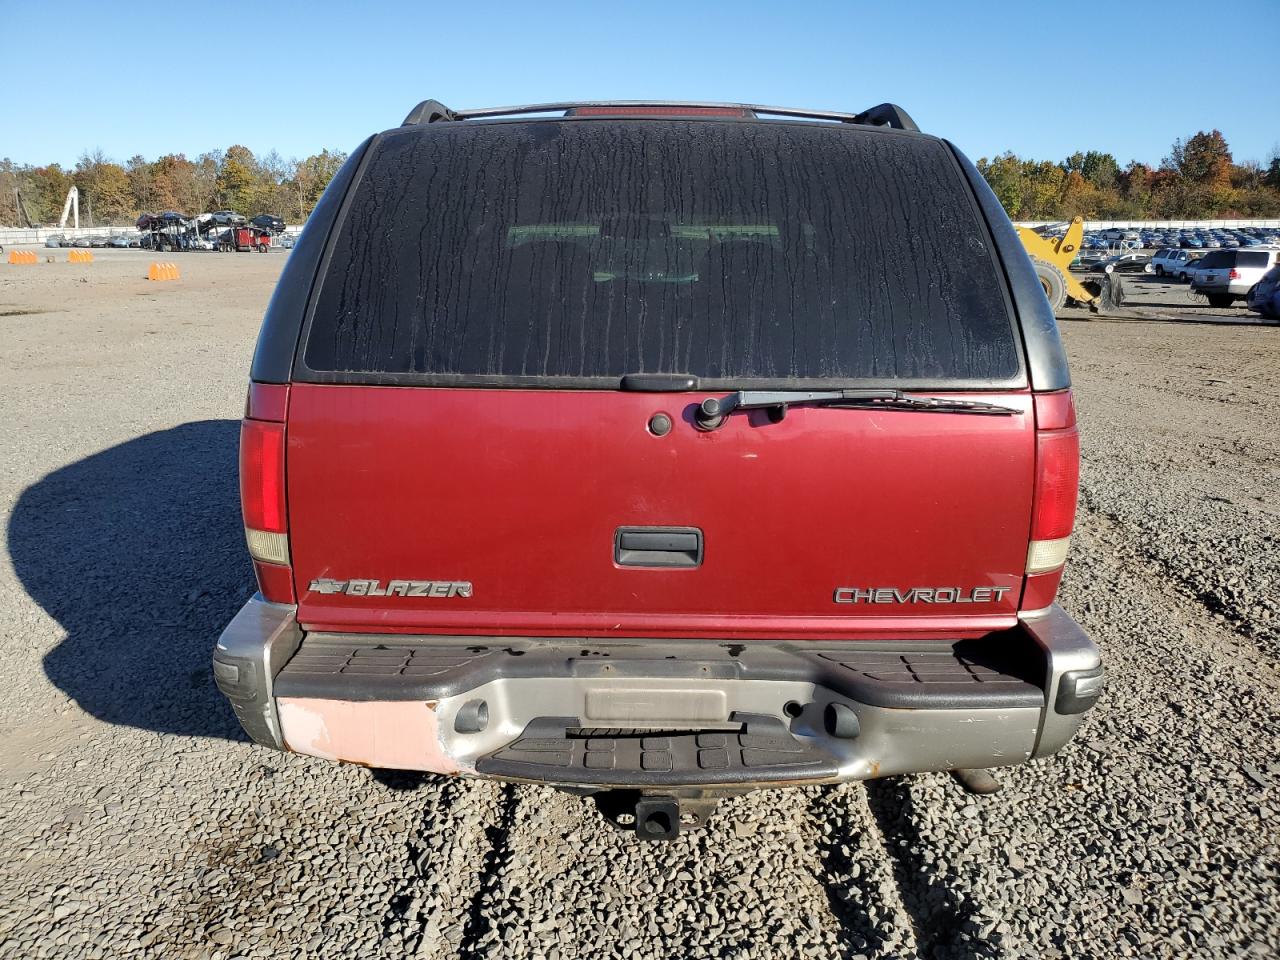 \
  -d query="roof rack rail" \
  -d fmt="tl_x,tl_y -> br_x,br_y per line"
851,103 -> 919,132
401,100 -> 919,132
401,99 -> 460,126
